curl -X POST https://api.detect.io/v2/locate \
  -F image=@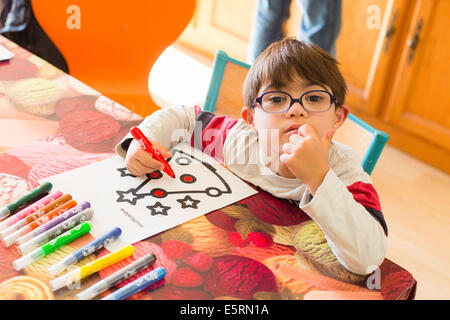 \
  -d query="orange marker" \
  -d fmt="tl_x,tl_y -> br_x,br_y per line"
0,194 -> 72,240
28,200 -> 77,230
2,199 -> 77,247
